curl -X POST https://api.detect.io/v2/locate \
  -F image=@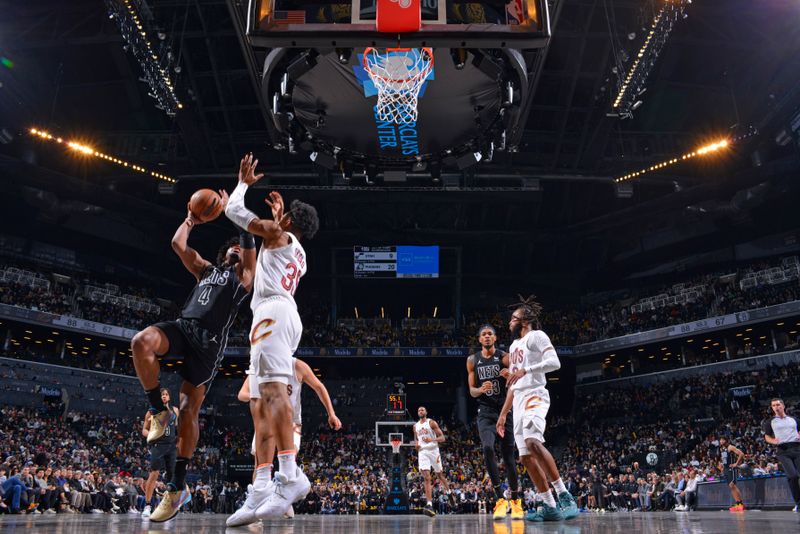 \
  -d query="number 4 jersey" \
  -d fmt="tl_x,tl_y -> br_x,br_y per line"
251,231 -> 307,311
180,264 -> 248,333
